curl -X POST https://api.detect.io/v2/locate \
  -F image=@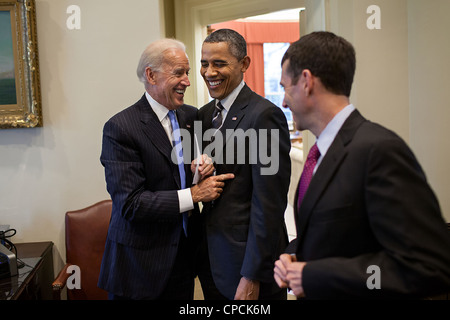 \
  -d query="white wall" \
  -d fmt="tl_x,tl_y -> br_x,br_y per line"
353,0 -> 449,222
352,0 -> 410,142
408,0 -> 450,223
307,0 -> 450,222
0,0 -> 163,269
